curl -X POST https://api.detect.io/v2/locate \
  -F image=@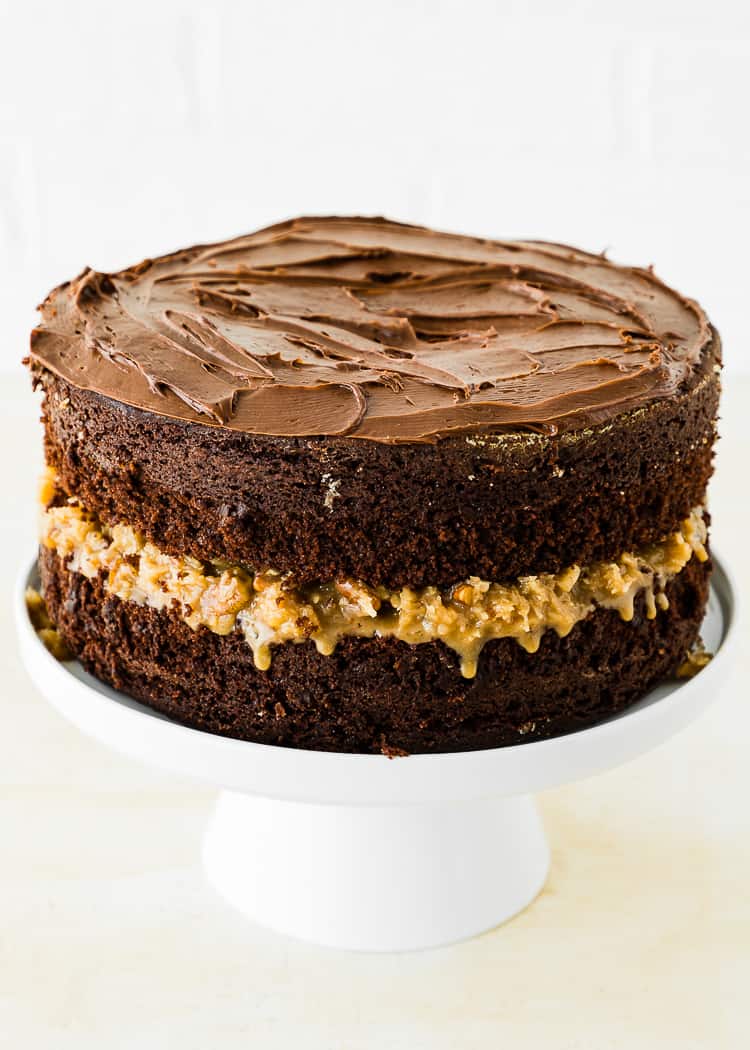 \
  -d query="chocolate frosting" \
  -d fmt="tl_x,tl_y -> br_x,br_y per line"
29,216 -> 713,442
